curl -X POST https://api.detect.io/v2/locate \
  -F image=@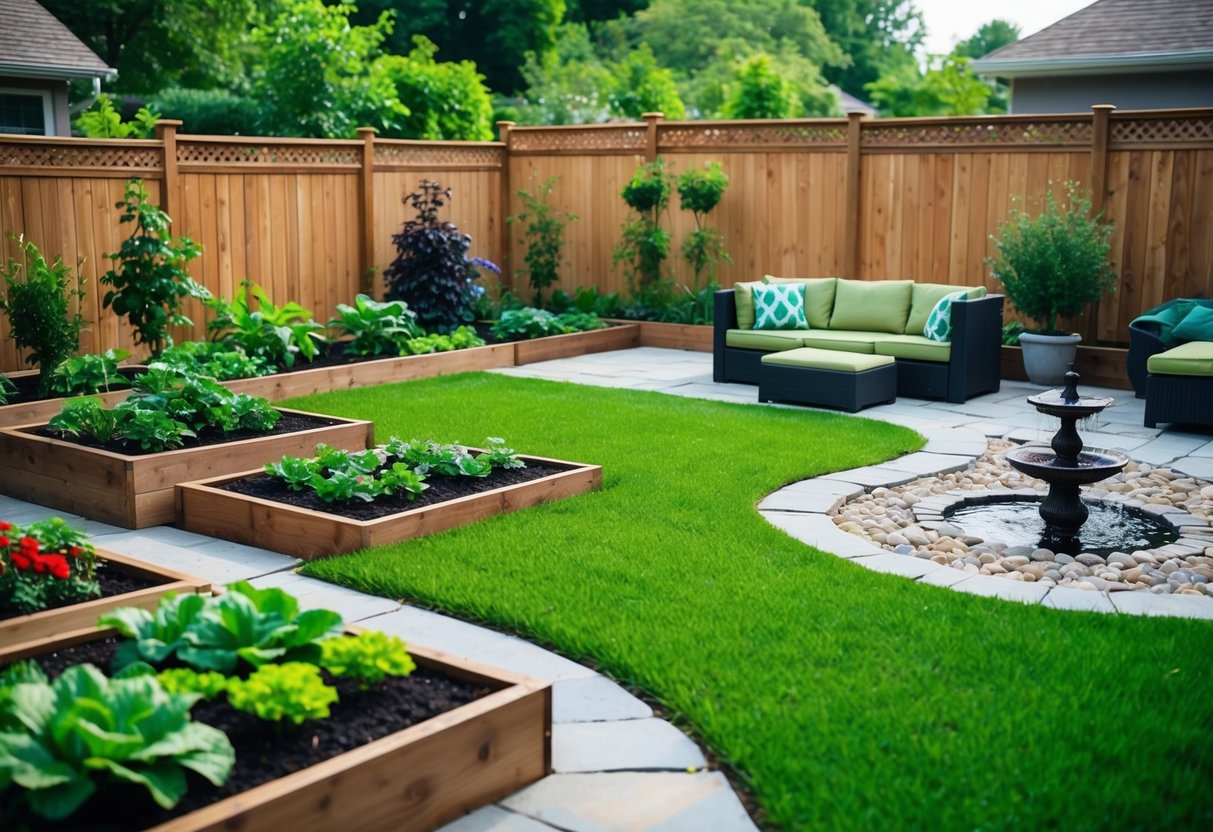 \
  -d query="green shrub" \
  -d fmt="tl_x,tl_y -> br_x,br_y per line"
74,94 -> 159,139
101,179 -> 205,357
677,162 -> 731,289
508,176 -> 578,307
149,87 -> 259,135
987,182 -> 1117,334
615,159 -> 673,288
0,235 -> 85,398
